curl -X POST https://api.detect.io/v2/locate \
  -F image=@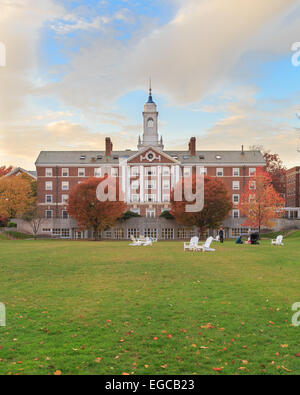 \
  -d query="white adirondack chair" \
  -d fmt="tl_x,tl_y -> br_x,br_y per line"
184,236 -> 199,251
199,237 -> 216,252
213,235 -> 220,242
271,235 -> 284,246
143,237 -> 153,246
129,235 -> 142,246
